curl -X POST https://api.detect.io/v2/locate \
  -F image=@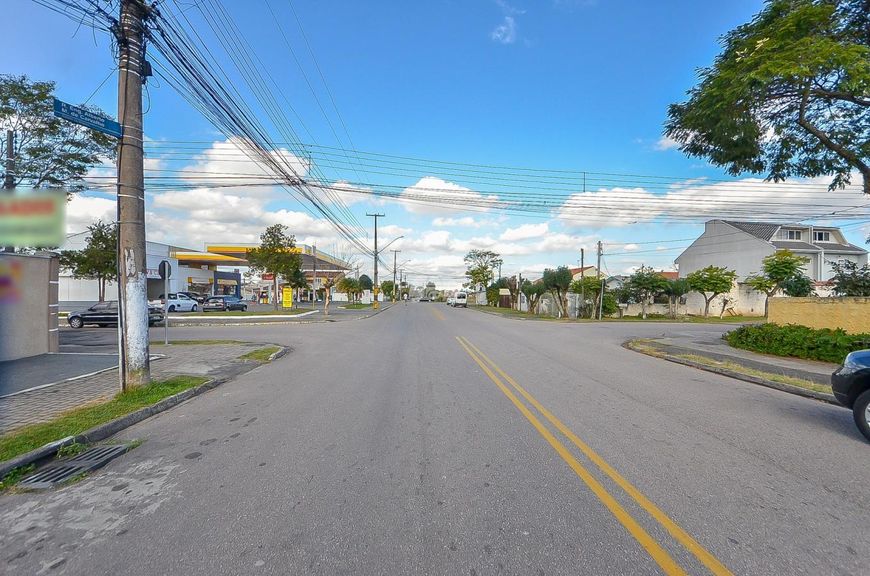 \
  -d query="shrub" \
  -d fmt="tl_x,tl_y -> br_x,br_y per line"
725,323 -> 870,364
